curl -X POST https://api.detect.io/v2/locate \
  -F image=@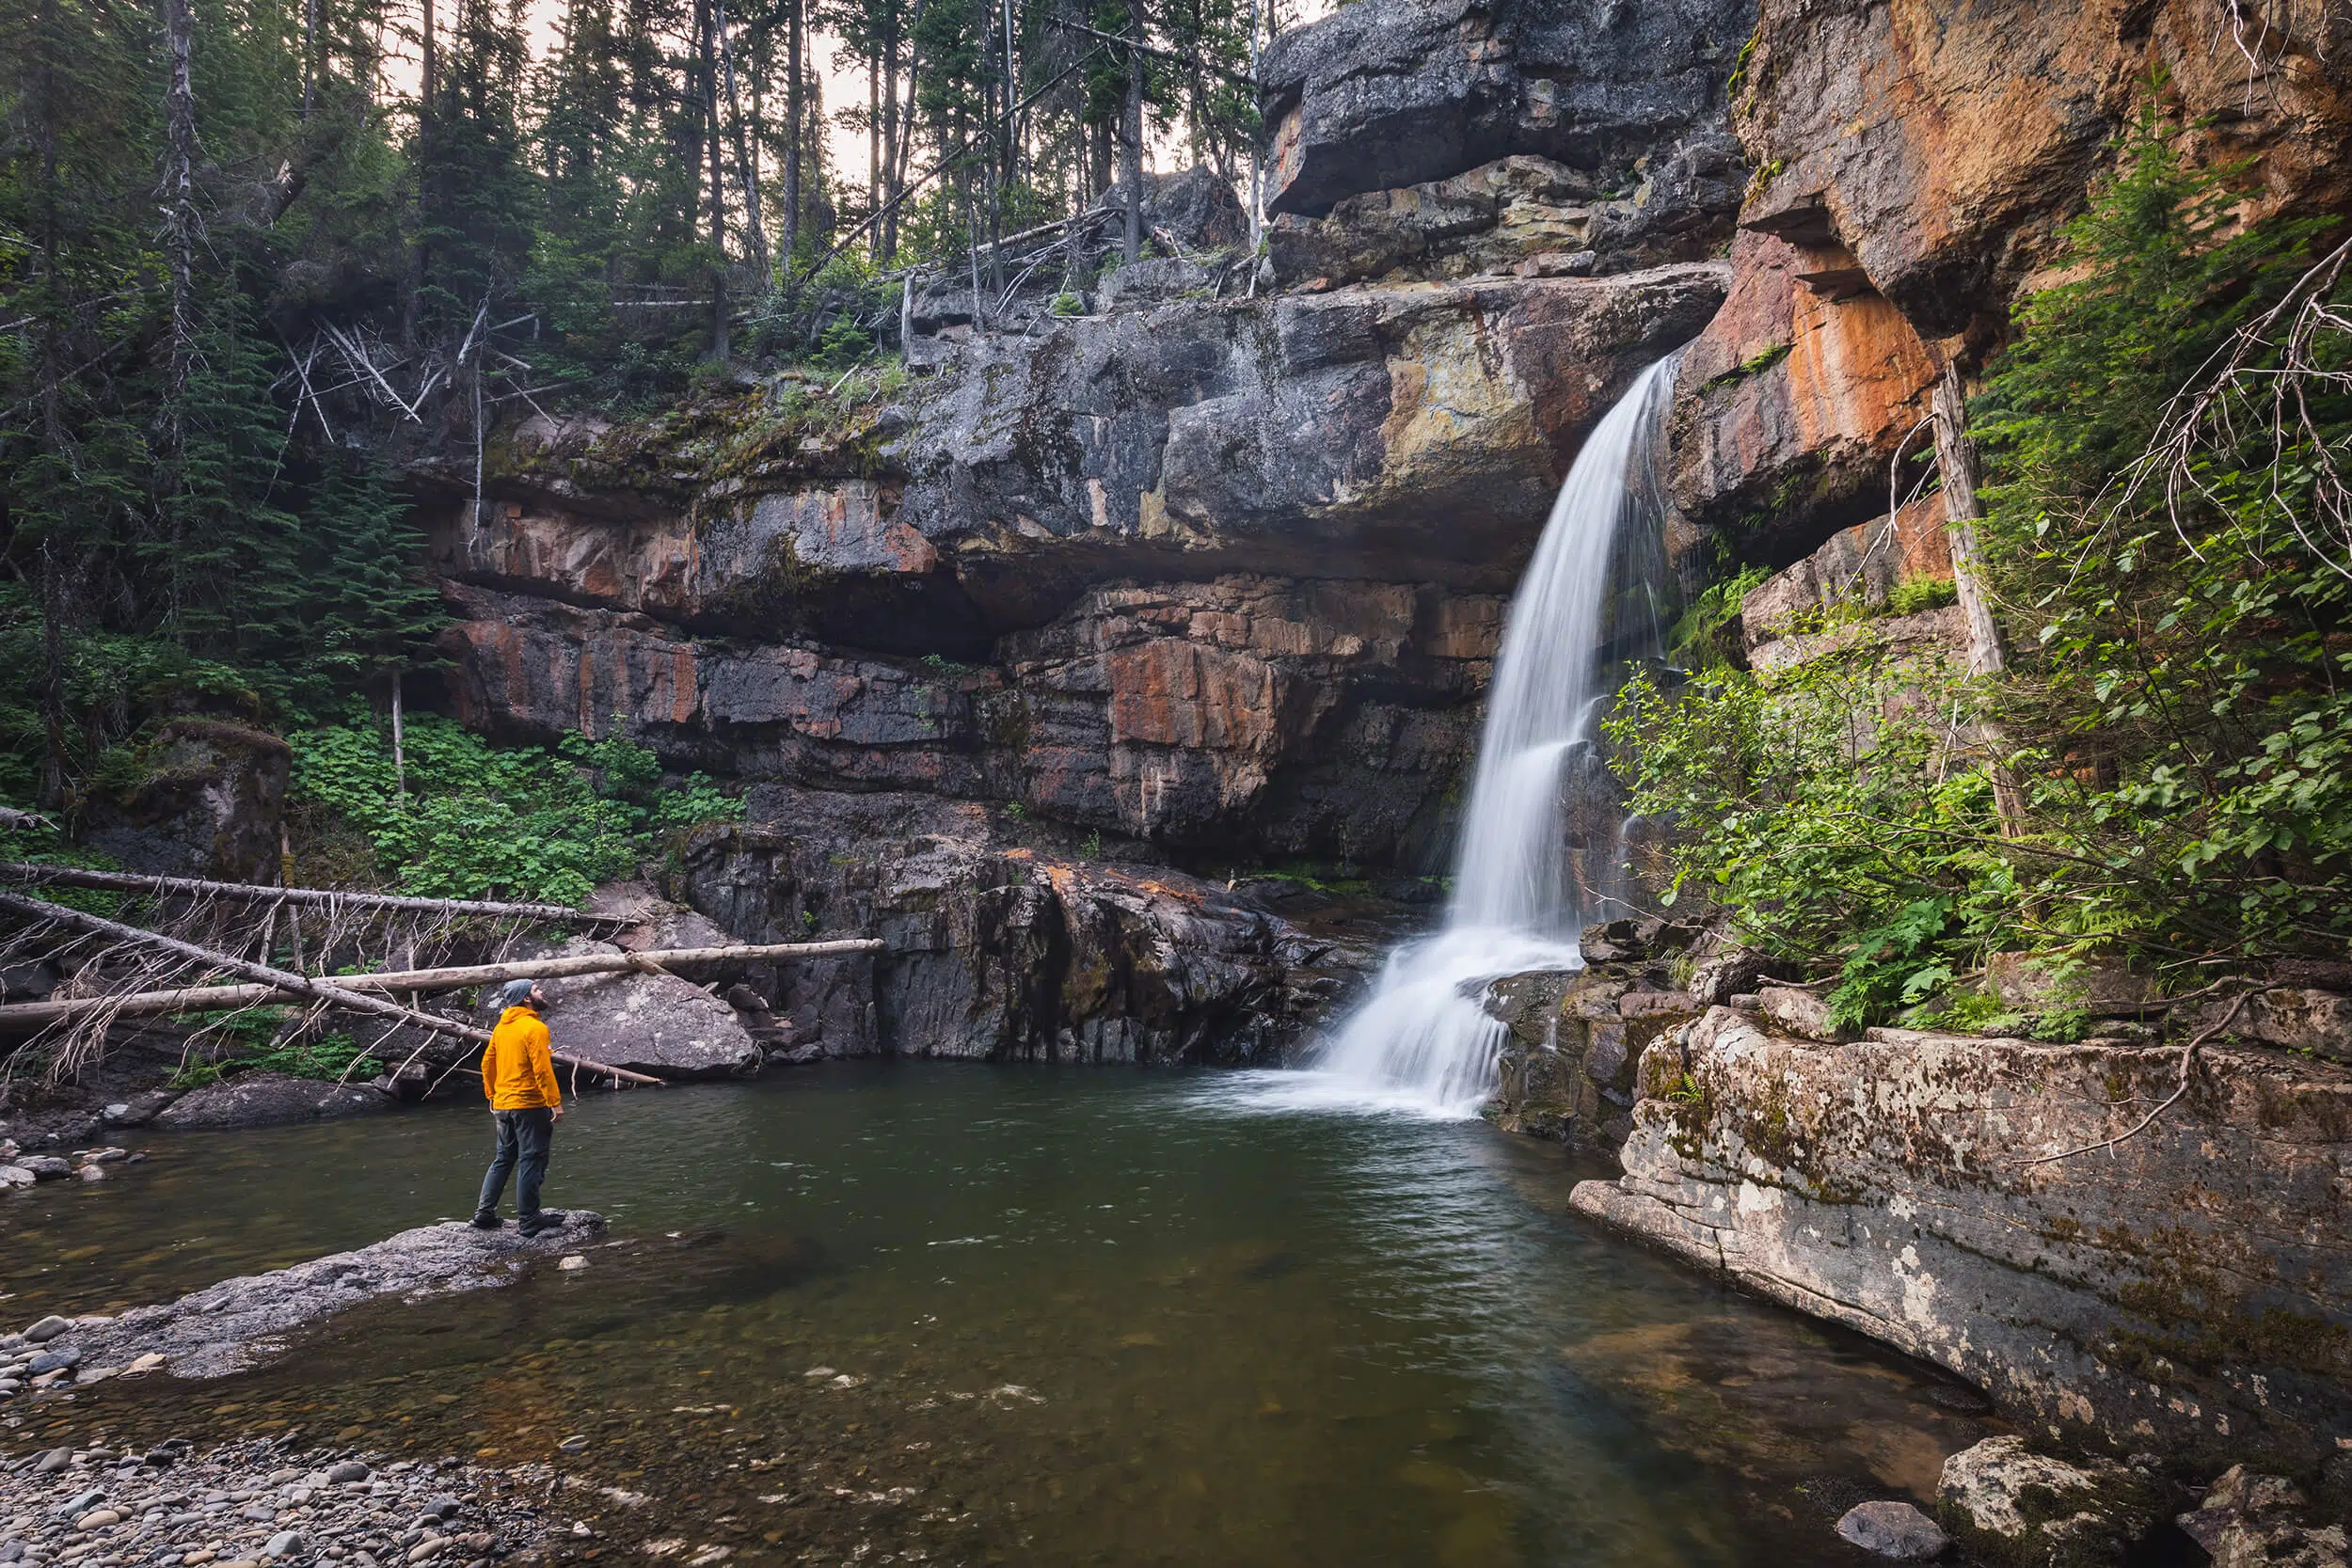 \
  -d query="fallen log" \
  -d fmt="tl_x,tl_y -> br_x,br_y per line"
0,889 -> 663,1087
0,938 -> 884,1030
0,862 -> 630,926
